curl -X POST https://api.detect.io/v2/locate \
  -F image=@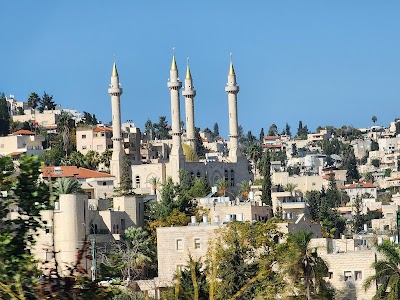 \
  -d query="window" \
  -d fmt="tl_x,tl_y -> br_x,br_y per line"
0,144 -> 3,148
135,176 -> 140,188
194,238 -> 201,249
344,271 -> 352,281
196,171 -> 201,178
82,134 -> 87,139
355,271 -> 362,281
328,272 -> 333,279
121,219 -> 126,232
230,169 -> 235,186
102,181 -> 107,186
224,169 -> 228,182
45,226 -> 53,234
82,145 -> 87,150
176,239 -> 183,250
